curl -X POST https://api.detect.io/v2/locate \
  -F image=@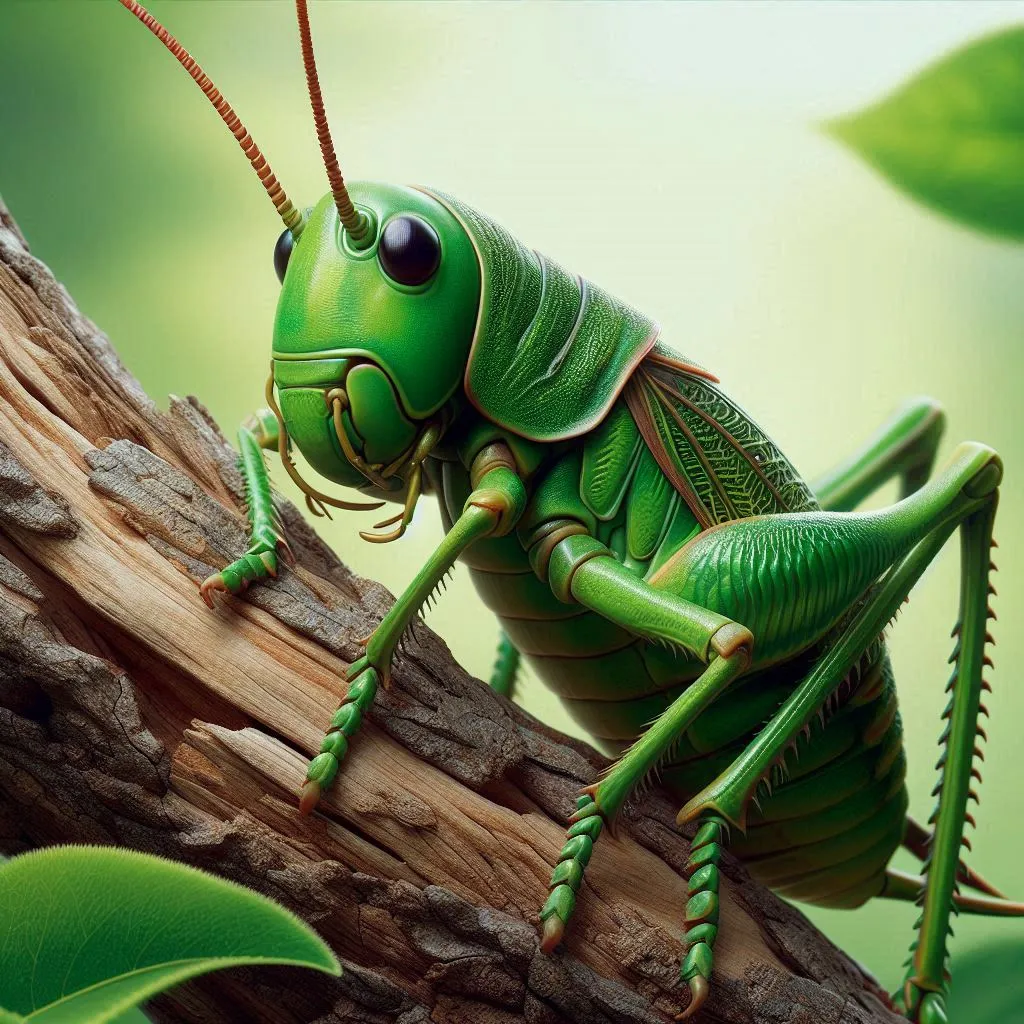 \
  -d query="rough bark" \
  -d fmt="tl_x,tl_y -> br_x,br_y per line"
0,195 -> 901,1024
